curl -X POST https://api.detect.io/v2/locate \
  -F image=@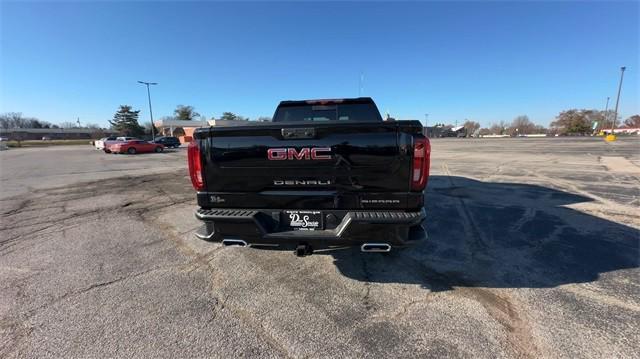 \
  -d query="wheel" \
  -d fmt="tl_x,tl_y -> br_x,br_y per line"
103,149 -> 111,153
127,147 -> 136,155
155,146 -> 163,153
